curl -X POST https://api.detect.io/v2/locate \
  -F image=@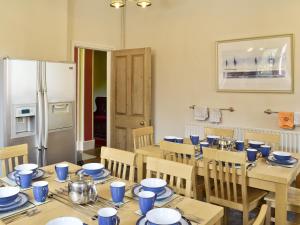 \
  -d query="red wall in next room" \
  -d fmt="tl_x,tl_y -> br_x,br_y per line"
84,49 -> 93,141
